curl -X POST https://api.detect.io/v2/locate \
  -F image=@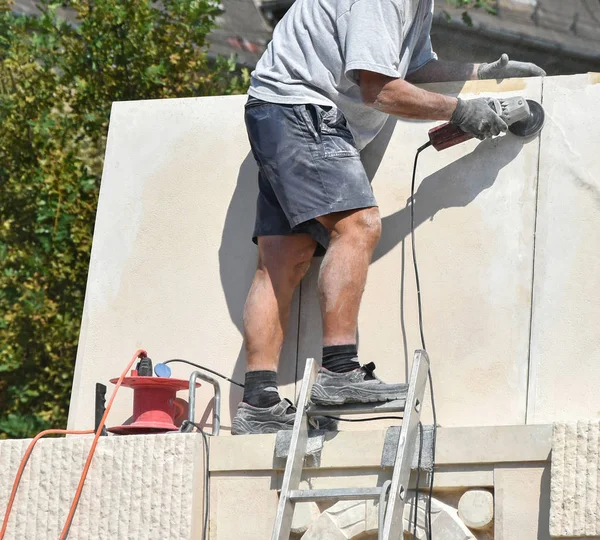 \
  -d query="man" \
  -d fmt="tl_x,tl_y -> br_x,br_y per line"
231,0 -> 545,435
